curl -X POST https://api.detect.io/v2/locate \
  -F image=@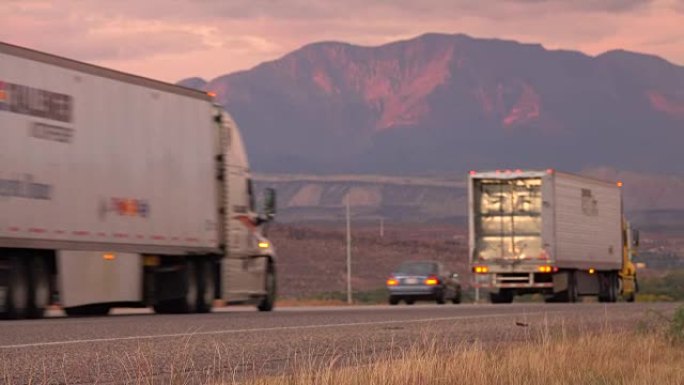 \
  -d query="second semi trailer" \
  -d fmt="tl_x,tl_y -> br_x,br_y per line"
468,169 -> 638,303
